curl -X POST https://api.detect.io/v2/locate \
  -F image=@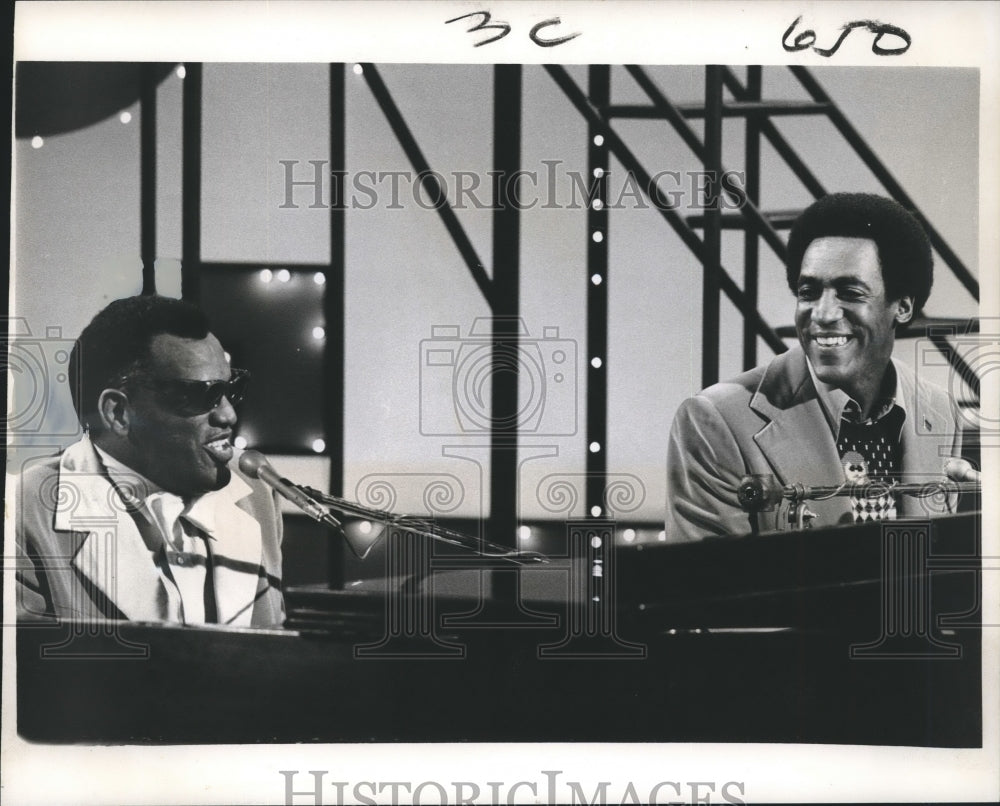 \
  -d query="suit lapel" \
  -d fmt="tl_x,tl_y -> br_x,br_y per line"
750,350 -> 844,485
56,439 -> 176,621
750,349 -> 852,526
184,473 -> 263,626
